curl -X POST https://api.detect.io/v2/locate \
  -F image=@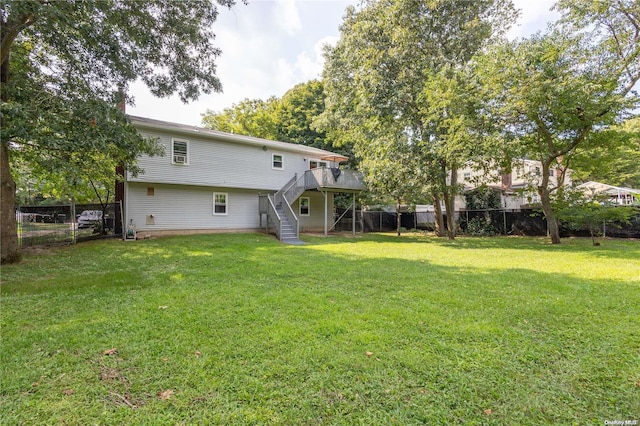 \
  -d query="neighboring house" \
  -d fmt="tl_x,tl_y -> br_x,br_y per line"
123,116 -> 364,242
456,159 -> 573,210
577,181 -> 640,206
